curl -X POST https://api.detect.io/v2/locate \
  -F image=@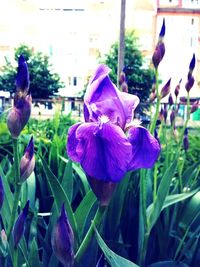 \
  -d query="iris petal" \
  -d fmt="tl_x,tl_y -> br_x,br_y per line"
119,91 -> 140,123
75,121 -> 132,182
84,64 -> 126,128
127,126 -> 160,171
67,122 -> 82,162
